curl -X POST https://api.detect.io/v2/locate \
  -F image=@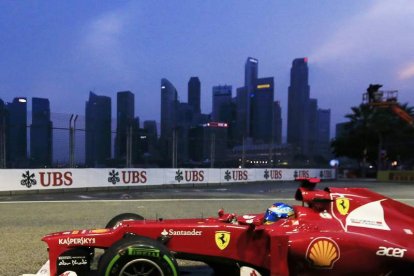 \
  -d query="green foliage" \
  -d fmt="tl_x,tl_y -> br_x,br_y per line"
331,103 -> 414,166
